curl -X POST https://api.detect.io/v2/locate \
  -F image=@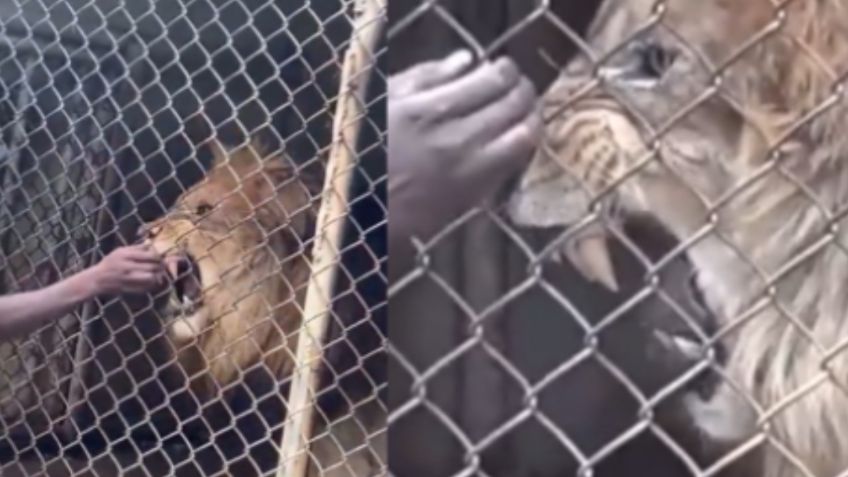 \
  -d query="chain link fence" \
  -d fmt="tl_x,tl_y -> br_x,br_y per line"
389,0 -> 848,476
0,0 -> 386,475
